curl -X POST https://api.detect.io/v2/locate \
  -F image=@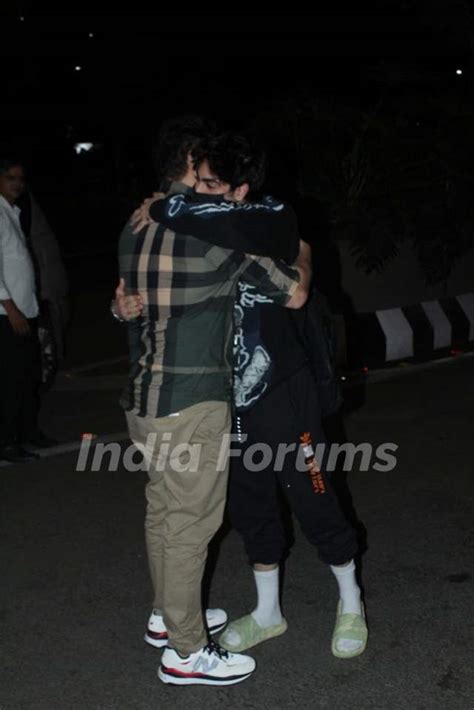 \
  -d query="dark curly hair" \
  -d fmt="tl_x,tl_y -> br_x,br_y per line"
194,132 -> 266,195
154,115 -> 216,188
